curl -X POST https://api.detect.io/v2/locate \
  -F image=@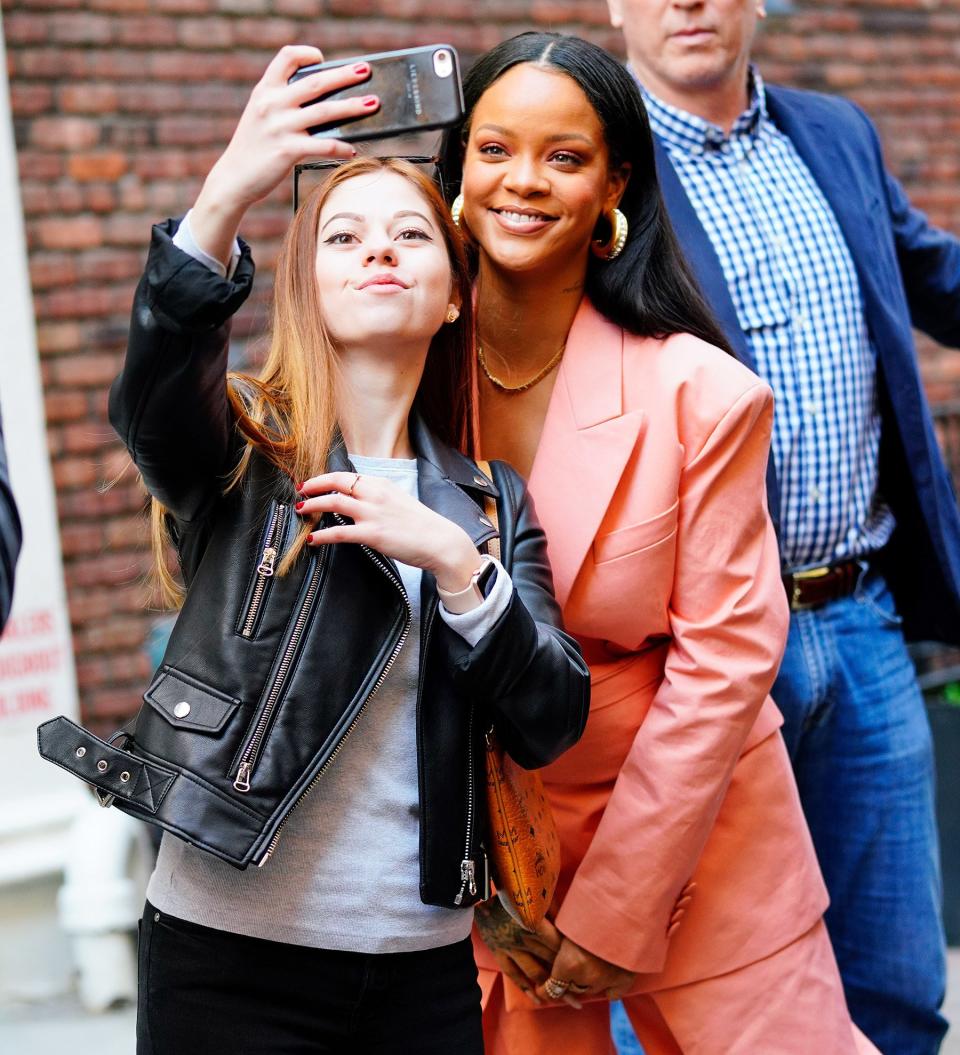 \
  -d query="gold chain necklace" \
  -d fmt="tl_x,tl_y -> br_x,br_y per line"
477,341 -> 565,394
